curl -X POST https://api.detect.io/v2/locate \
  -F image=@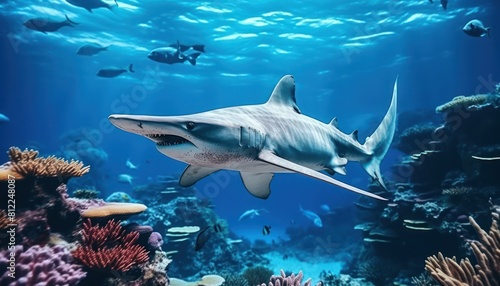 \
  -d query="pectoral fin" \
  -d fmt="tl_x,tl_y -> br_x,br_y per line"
258,150 -> 387,201
240,172 -> 274,199
179,165 -> 219,187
